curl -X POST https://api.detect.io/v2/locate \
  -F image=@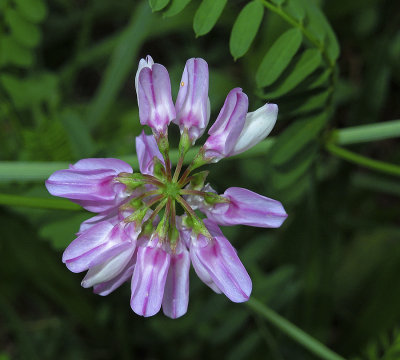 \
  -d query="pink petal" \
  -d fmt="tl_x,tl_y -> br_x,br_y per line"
130,246 -> 171,317
190,239 -> 222,294
135,130 -> 165,175
46,169 -> 116,201
174,58 -> 209,142
137,64 -> 176,134
162,246 -> 190,319
205,187 -> 288,228
63,221 -> 133,273
93,257 -> 136,296
71,158 -> 132,174
81,245 -> 136,288
203,88 -> 248,160
194,220 -> 252,302
230,103 -> 278,156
